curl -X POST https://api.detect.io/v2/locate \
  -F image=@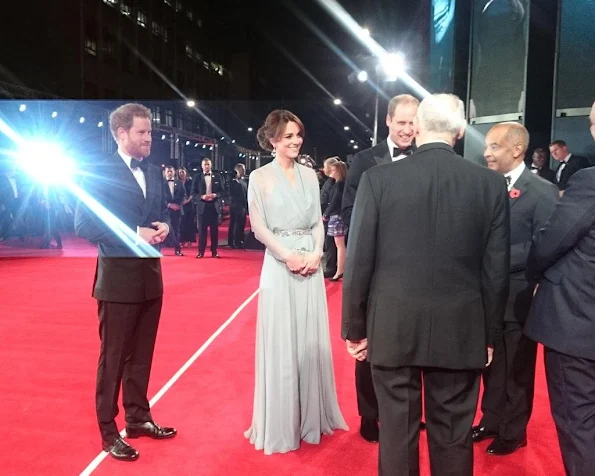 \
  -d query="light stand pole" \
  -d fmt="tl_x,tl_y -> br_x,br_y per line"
372,84 -> 379,147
